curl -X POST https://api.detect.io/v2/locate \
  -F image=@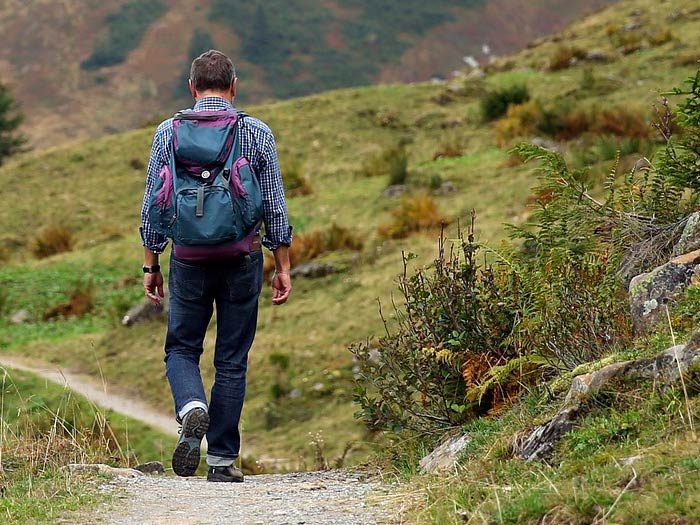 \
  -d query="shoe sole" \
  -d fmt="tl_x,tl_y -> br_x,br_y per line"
207,473 -> 244,483
172,409 -> 209,477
